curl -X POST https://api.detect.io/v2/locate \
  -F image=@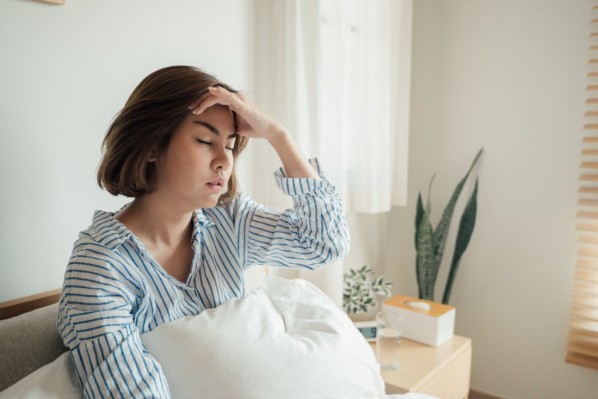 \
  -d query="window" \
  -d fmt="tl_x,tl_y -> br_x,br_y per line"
251,0 -> 412,213
566,3 -> 598,370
